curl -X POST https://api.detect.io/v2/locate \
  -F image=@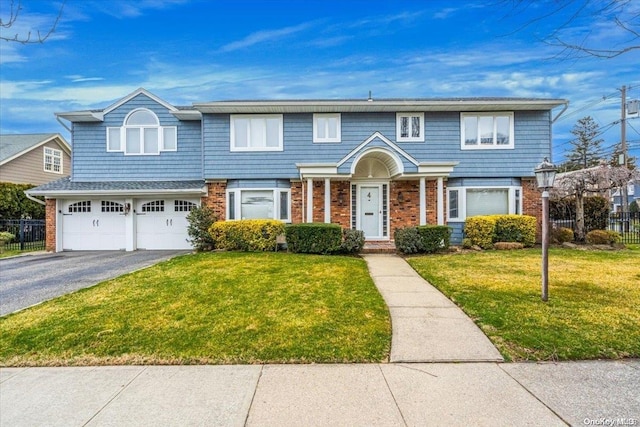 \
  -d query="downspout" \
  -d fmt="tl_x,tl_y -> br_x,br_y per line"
25,191 -> 46,206
552,101 -> 569,124
56,115 -> 72,133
